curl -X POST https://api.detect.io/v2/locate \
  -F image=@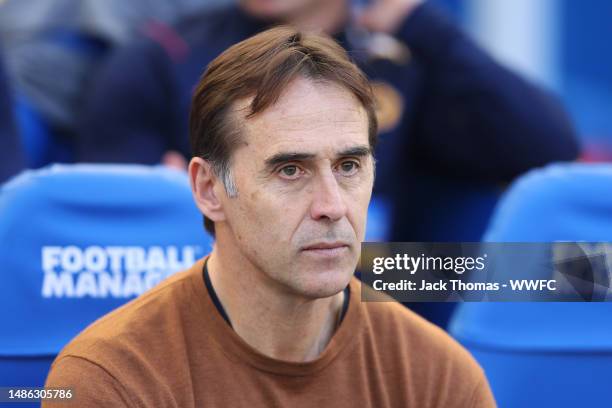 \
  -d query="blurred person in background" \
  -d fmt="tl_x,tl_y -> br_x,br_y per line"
0,0 -> 231,165
76,0 -> 580,243
0,50 -> 25,184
